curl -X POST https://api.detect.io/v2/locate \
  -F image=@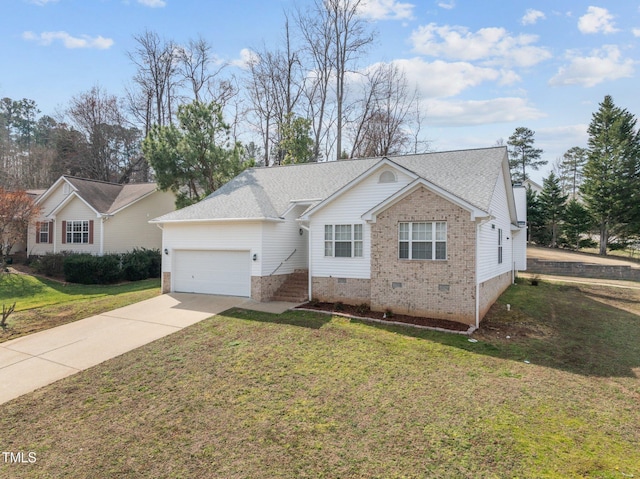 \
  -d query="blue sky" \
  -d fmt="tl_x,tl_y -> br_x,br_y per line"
1,0 -> 639,182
